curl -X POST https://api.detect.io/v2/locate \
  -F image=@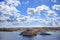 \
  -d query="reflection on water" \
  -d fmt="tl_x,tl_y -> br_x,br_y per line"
0,31 -> 60,40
